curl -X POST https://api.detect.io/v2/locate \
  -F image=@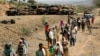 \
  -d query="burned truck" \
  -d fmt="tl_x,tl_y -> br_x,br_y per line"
6,5 -> 75,16
18,7 -> 29,15
6,7 -> 30,16
47,5 -> 59,14
60,6 -> 69,15
6,7 -> 18,16
36,6 -> 47,15
28,5 -> 38,15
